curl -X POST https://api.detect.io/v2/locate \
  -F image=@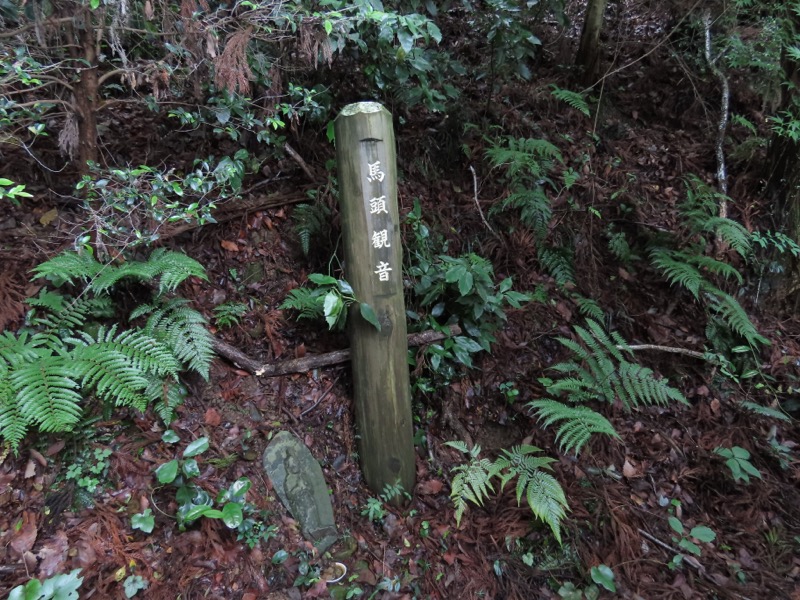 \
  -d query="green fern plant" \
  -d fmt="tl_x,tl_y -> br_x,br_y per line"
446,441 -> 568,543
528,319 -> 686,455
486,136 -> 563,242
550,85 -> 590,116
538,246 -> 576,287
292,200 -> 332,257
0,250 -> 214,452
